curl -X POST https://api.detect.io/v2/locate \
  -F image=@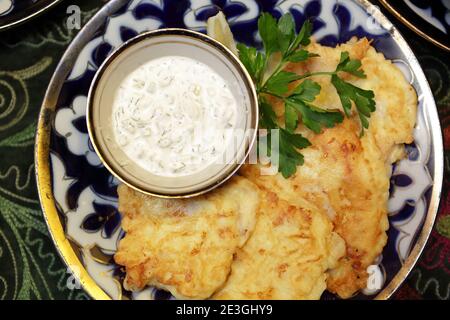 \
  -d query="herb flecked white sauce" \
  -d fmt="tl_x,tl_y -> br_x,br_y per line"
112,56 -> 238,177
